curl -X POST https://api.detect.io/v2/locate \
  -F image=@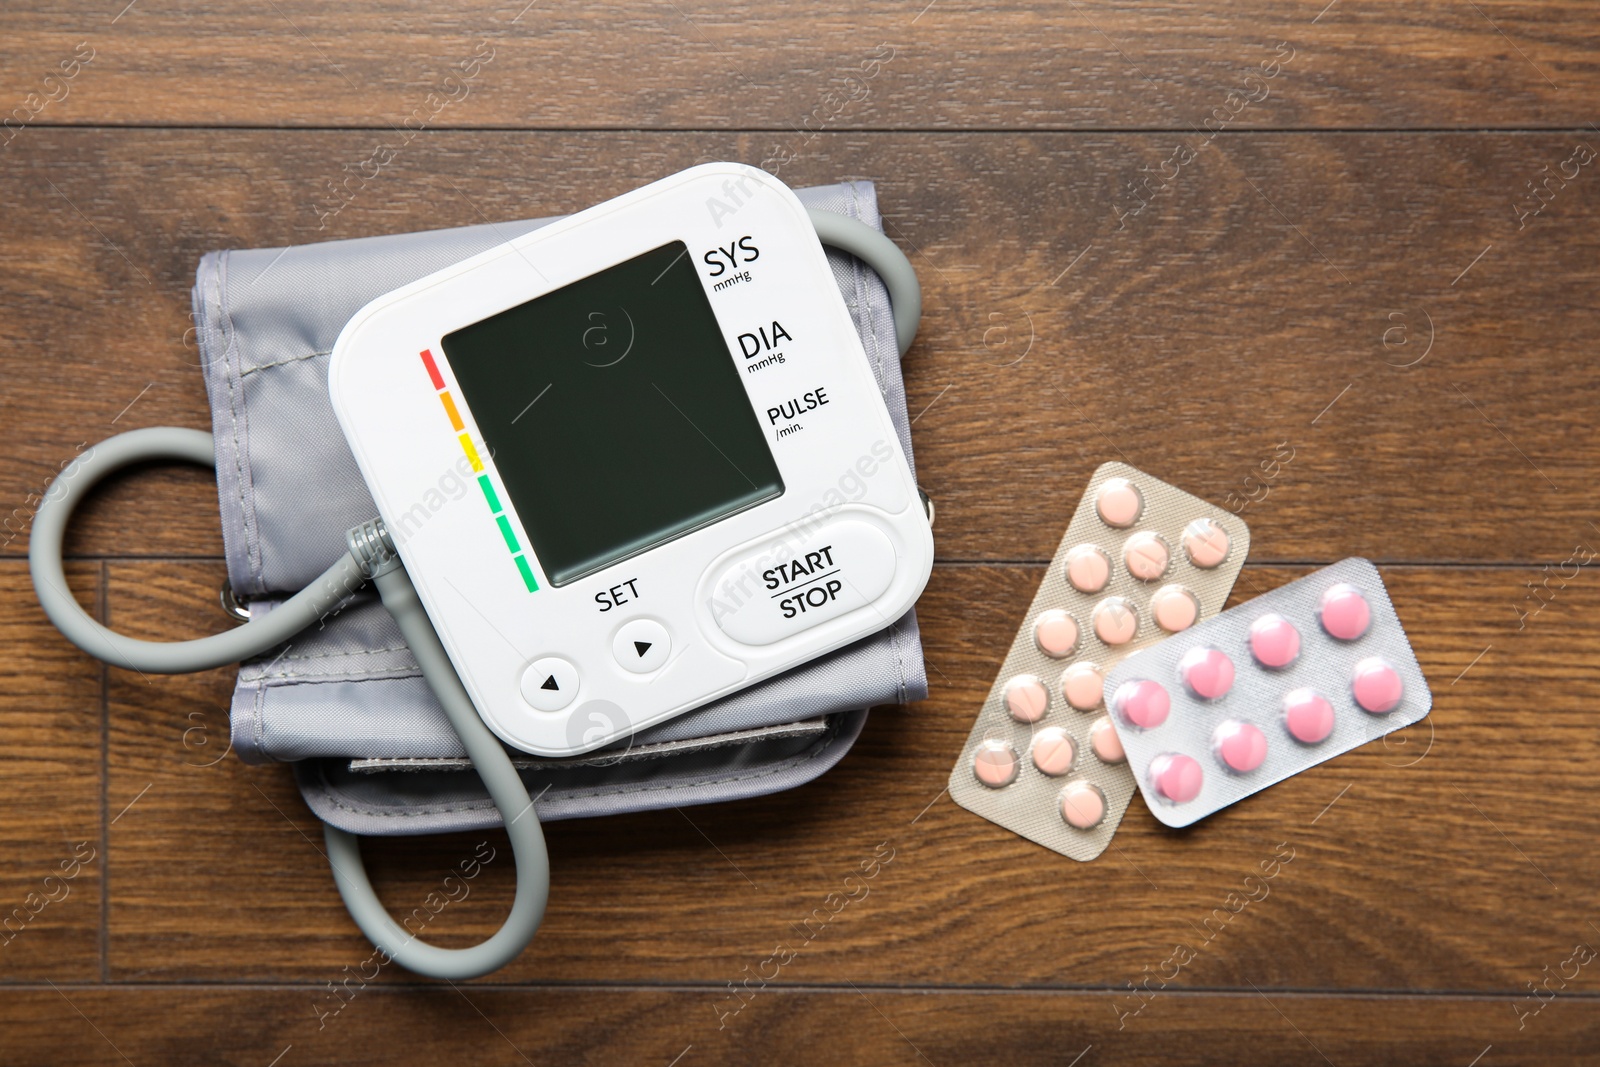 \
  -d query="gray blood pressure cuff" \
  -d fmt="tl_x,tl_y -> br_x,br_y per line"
192,181 -> 926,836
